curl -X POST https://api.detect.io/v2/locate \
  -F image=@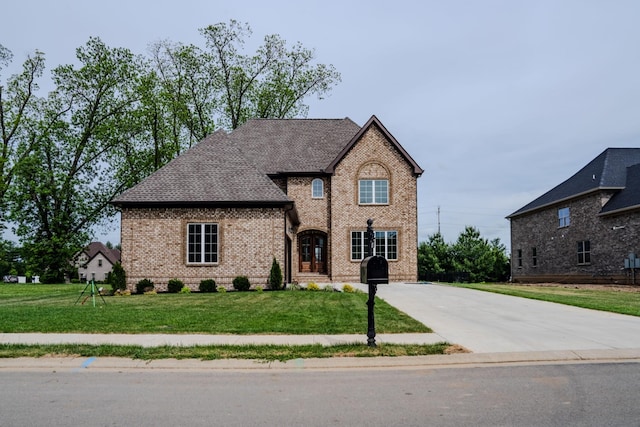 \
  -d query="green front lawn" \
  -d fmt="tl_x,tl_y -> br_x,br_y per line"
449,283 -> 640,316
0,284 -> 431,334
